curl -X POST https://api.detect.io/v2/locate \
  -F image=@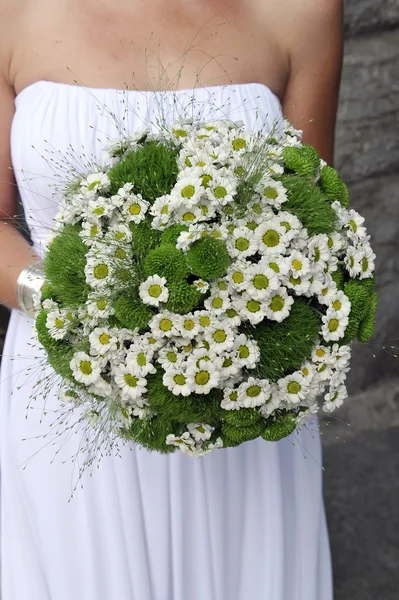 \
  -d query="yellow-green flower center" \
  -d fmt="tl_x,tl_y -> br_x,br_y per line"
181,184 -> 196,199
213,186 -> 227,199
137,352 -> 147,366
292,259 -> 302,271
149,284 -> 162,298
332,299 -> 342,311
262,229 -> 280,247
235,237 -> 249,251
349,219 -> 357,232
80,361 -> 93,375
129,203 -> 141,215
160,318 -> 173,332
247,385 -> 261,397
328,319 -> 339,332
199,316 -> 211,327
182,211 -> 195,222
229,391 -> 238,401
124,373 -> 138,387
167,351 -> 177,363
232,271 -> 244,284
213,330 -> 227,343
173,129 -> 188,138
94,264 -> 109,279
55,318 -> 65,328
270,295 -> 284,311
287,381 -> 301,394
96,299 -> 107,310
247,299 -> 261,313
195,371 -> 210,385
232,138 -> 246,151
174,374 -> 186,385
253,274 -> 269,290
99,333 -> 110,345
264,186 -> 278,199
184,319 -> 195,331
225,308 -> 237,318
212,297 -> 224,309
238,345 -> 250,359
